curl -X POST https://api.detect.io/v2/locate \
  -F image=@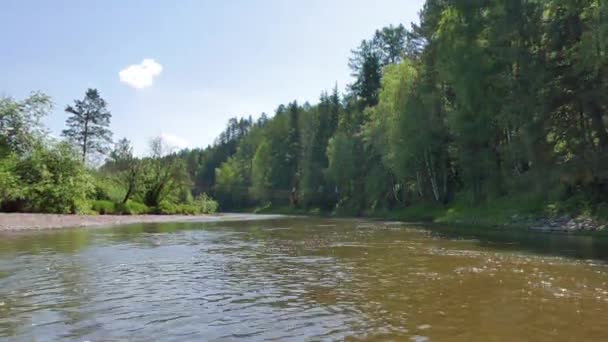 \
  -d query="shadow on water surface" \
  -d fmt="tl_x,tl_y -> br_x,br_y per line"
423,223 -> 608,262
2,218 -> 608,263
191,218 -> 608,263
2,217 -> 608,341
162,218 -> 608,263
